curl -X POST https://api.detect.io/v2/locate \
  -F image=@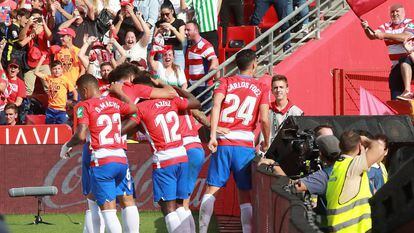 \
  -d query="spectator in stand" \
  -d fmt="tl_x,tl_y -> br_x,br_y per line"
34,56 -> 78,124
20,9 -> 52,96
170,0 -> 189,23
154,1 -> 186,70
287,0 -> 309,34
0,0 -> 17,24
130,58 -> 148,71
115,11 -> 150,62
2,59 -> 26,107
219,0 -> 243,48
270,75 -> 303,138
185,20 -> 218,111
149,46 -> 188,89
3,103 -> 19,125
368,134 -> 389,195
0,8 -> 30,70
133,0 -> 160,42
98,62 -> 113,92
361,4 -> 412,100
251,0 -> 292,52
51,0 -> 74,27
113,0 -> 144,45
186,0 -> 221,55
78,35 -> 126,79
55,28 -> 83,87
58,2 -> 99,48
